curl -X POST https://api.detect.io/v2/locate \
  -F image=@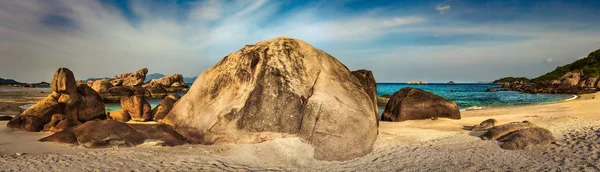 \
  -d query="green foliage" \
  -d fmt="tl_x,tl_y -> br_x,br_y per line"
583,66 -> 599,78
532,48 -> 600,83
493,77 -> 530,83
